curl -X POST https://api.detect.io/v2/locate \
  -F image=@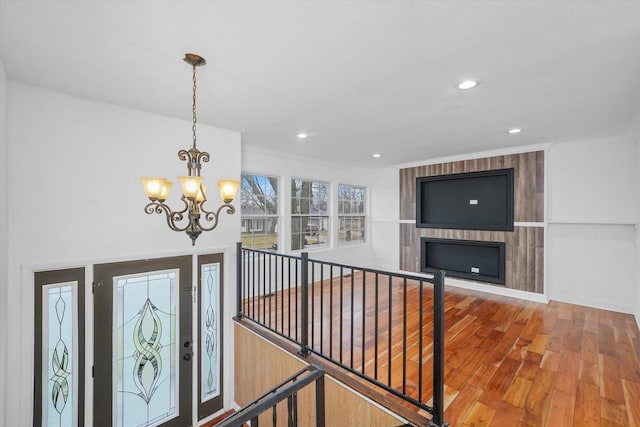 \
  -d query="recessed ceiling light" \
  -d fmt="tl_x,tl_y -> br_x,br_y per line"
458,80 -> 477,90
297,133 -> 308,139
507,128 -> 522,134
372,153 -> 381,158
